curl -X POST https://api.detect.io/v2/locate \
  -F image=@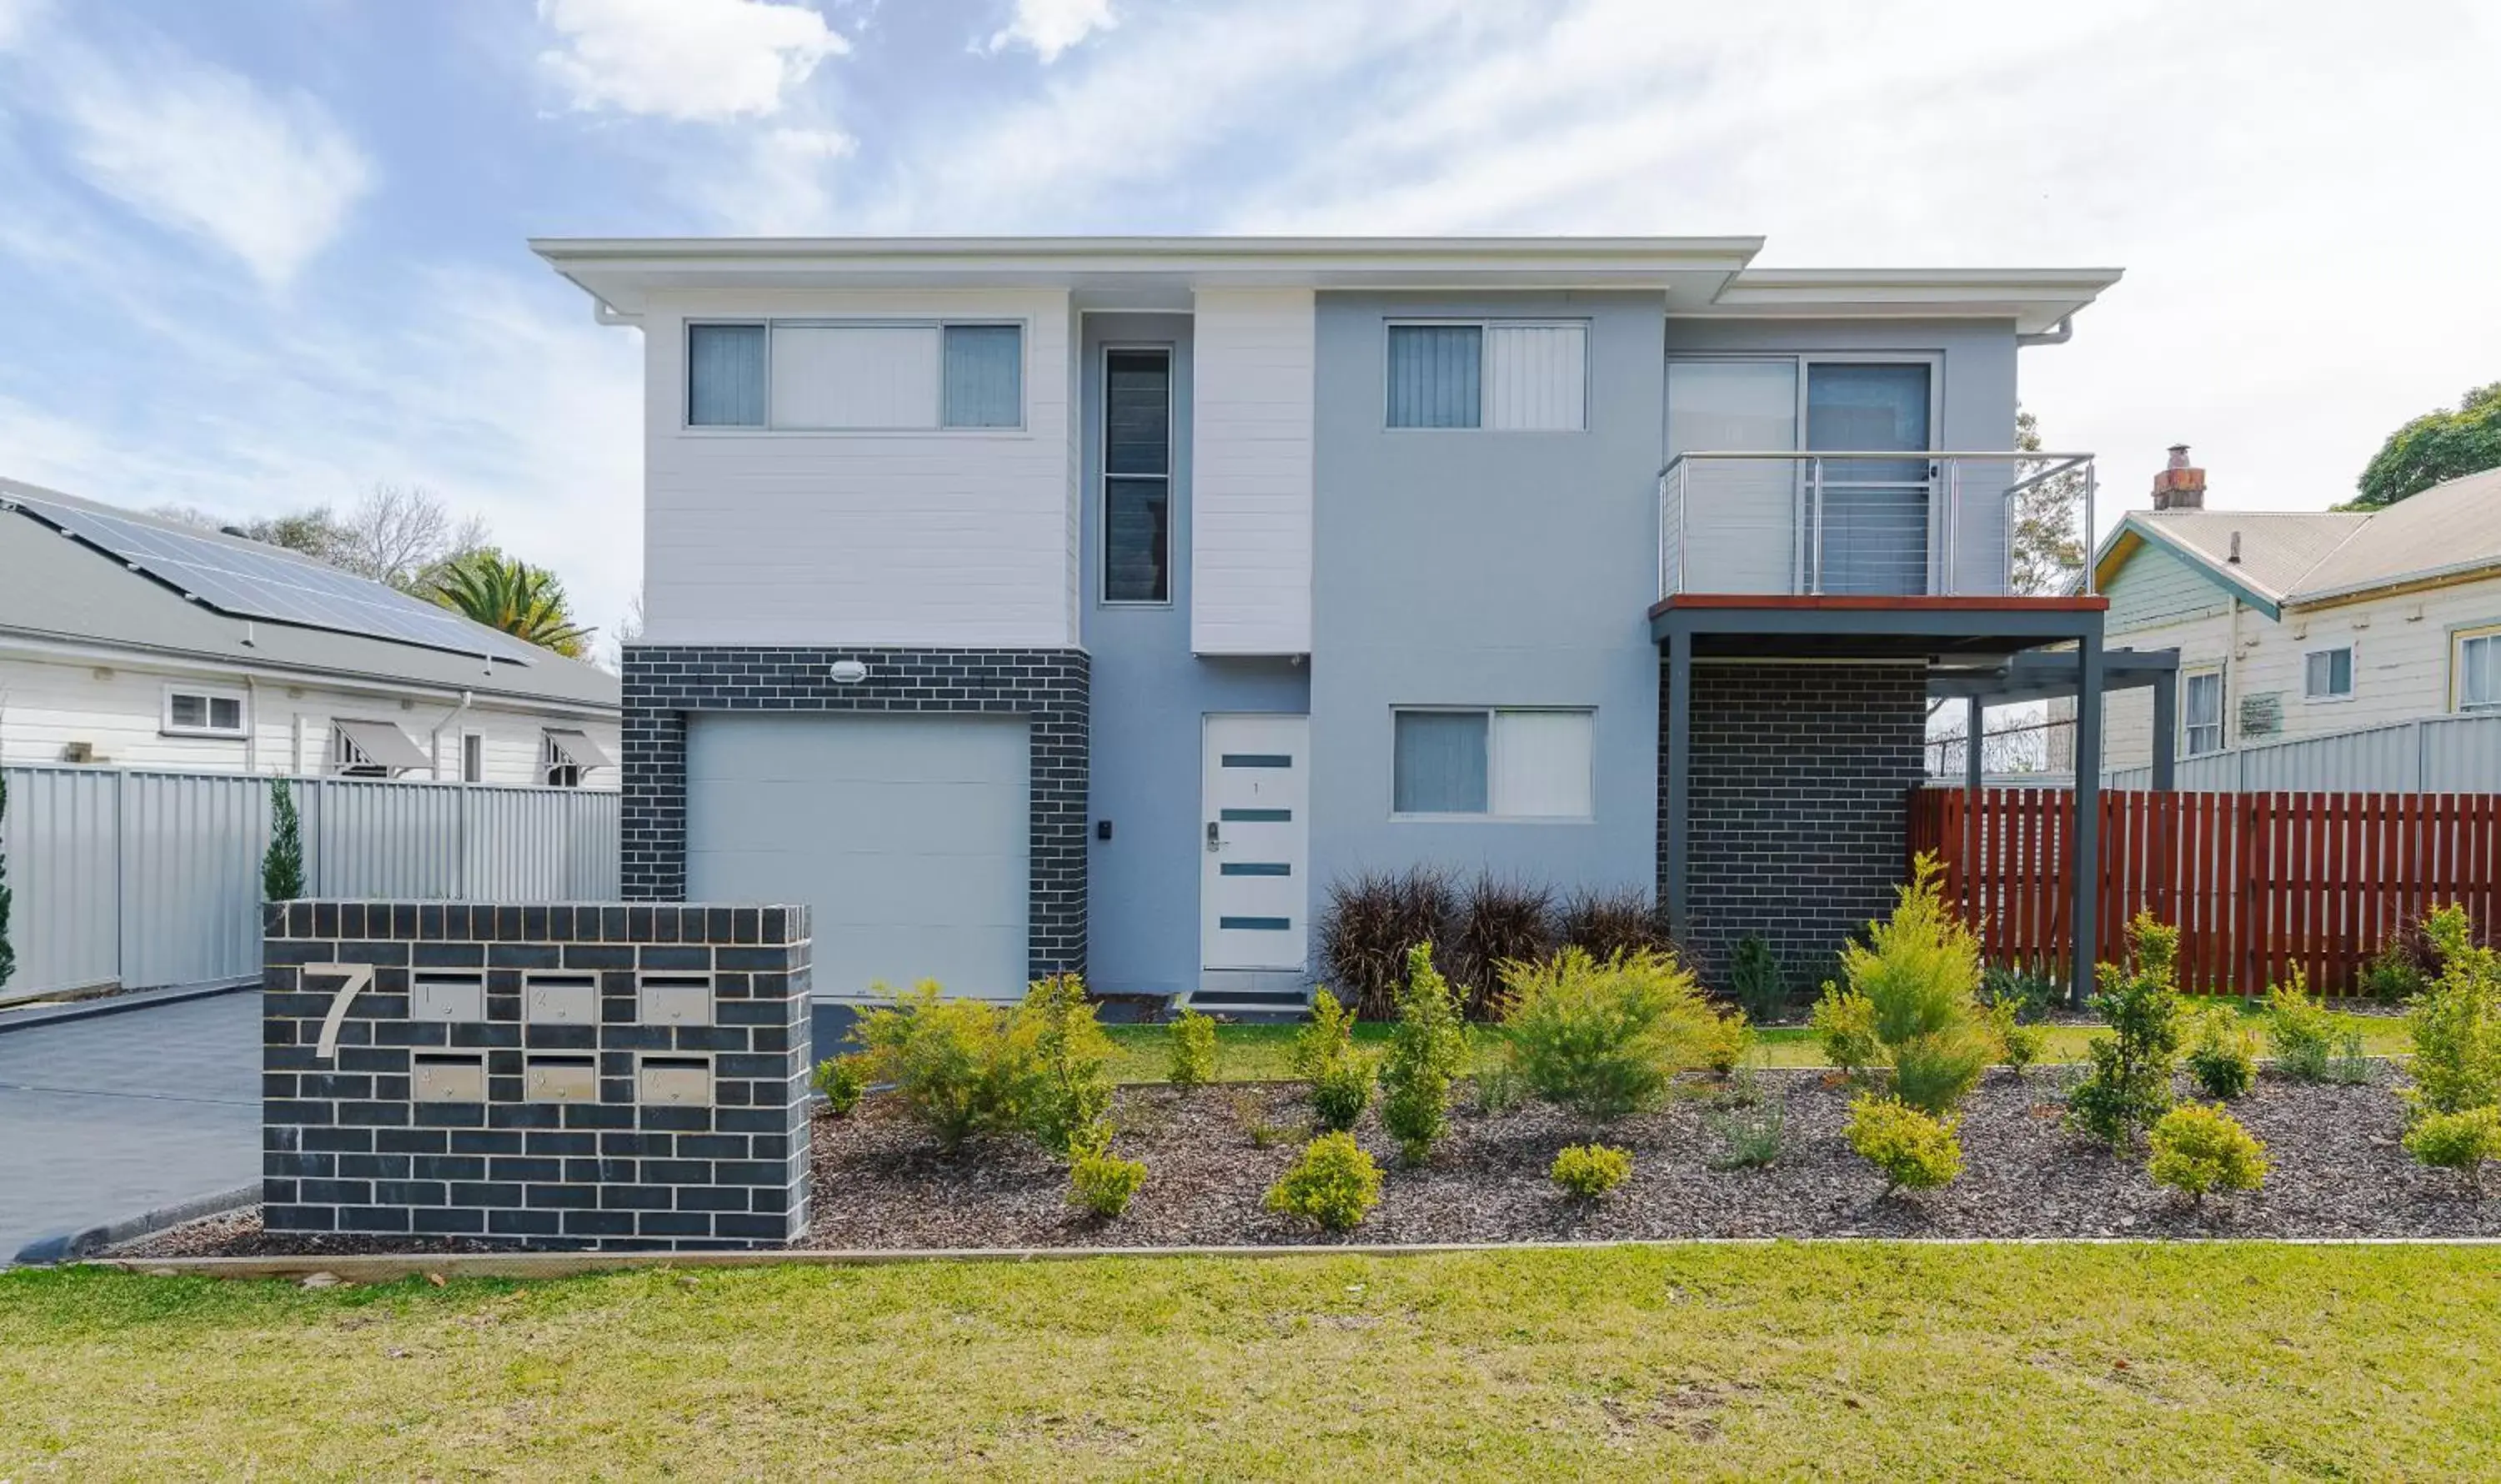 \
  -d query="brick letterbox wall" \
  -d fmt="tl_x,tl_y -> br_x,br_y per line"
261,901 -> 811,1251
